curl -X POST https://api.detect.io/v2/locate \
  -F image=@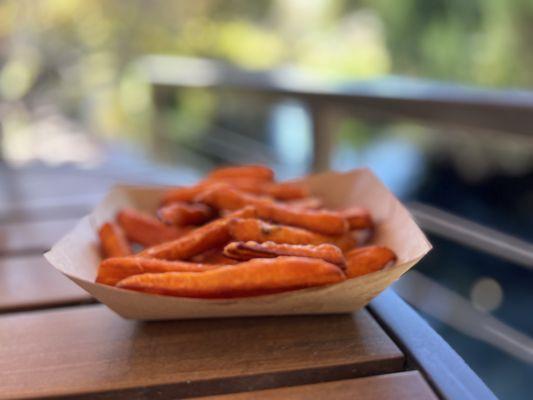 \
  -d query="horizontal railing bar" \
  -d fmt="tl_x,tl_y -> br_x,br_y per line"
408,202 -> 533,269
139,55 -> 533,136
